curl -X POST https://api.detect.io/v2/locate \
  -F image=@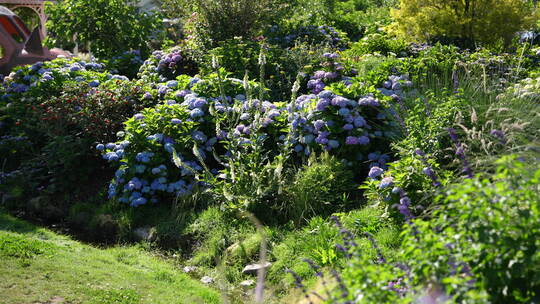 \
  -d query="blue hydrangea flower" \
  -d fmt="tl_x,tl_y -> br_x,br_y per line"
379,177 -> 394,189
358,136 -> 370,145
171,118 -> 182,124
338,108 -> 350,116
166,80 -> 178,88
328,140 -> 340,149
190,108 -> 204,118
